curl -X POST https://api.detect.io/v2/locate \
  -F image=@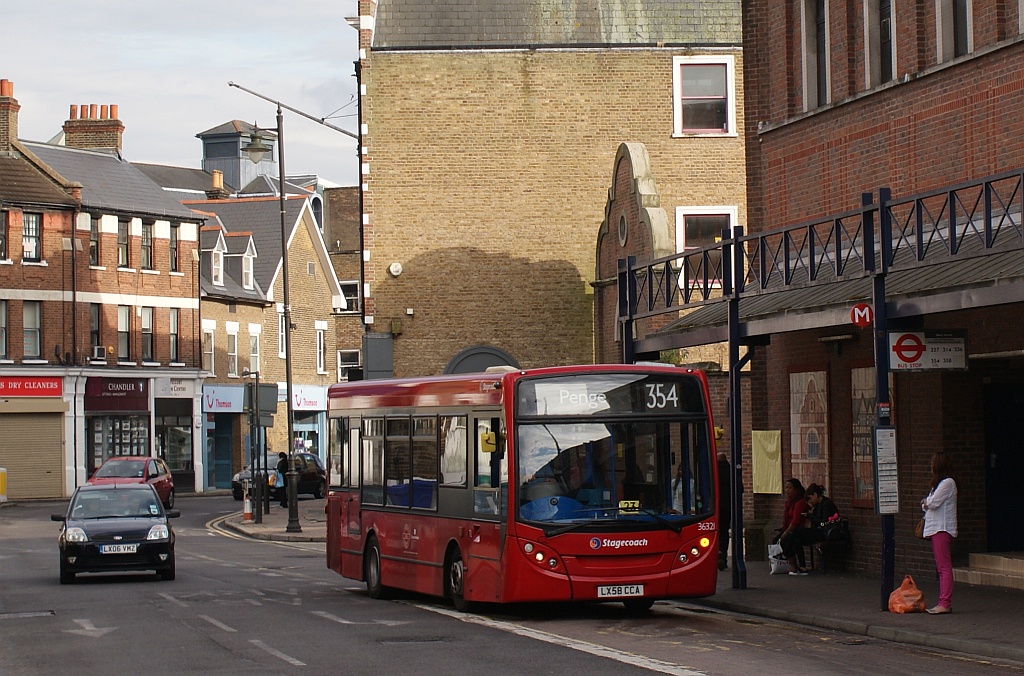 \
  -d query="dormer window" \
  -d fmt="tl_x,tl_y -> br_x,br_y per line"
212,249 -> 224,286
242,253 -> 254,290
